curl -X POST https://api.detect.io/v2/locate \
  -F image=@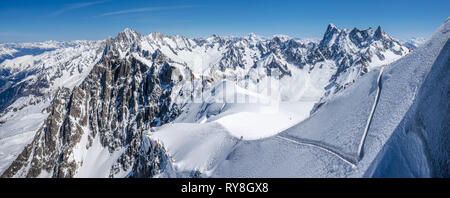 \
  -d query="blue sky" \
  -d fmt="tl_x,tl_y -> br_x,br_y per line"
1,0 -> 449,42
